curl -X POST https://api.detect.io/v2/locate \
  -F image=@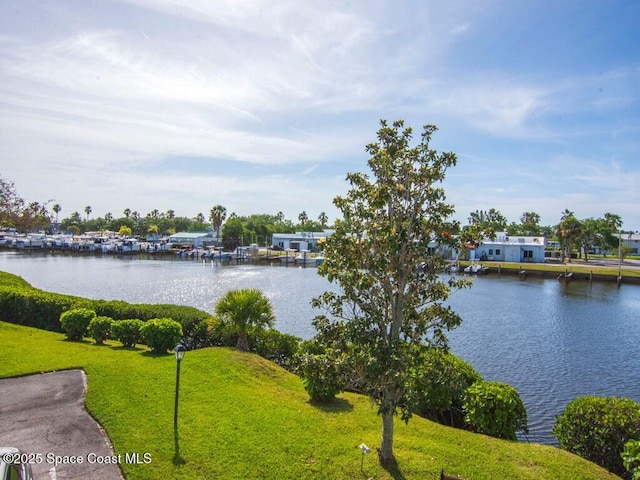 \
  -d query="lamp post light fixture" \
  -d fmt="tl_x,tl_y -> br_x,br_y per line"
174,344 -> 187,430
359,443 -> 370,471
